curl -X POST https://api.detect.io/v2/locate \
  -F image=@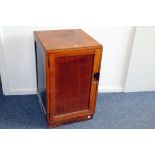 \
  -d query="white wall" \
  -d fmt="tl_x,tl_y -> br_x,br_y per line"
84,27 -> 136,92
0,26 -> 135,95
0,27 -> 9,95
125,27 -> 155,92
